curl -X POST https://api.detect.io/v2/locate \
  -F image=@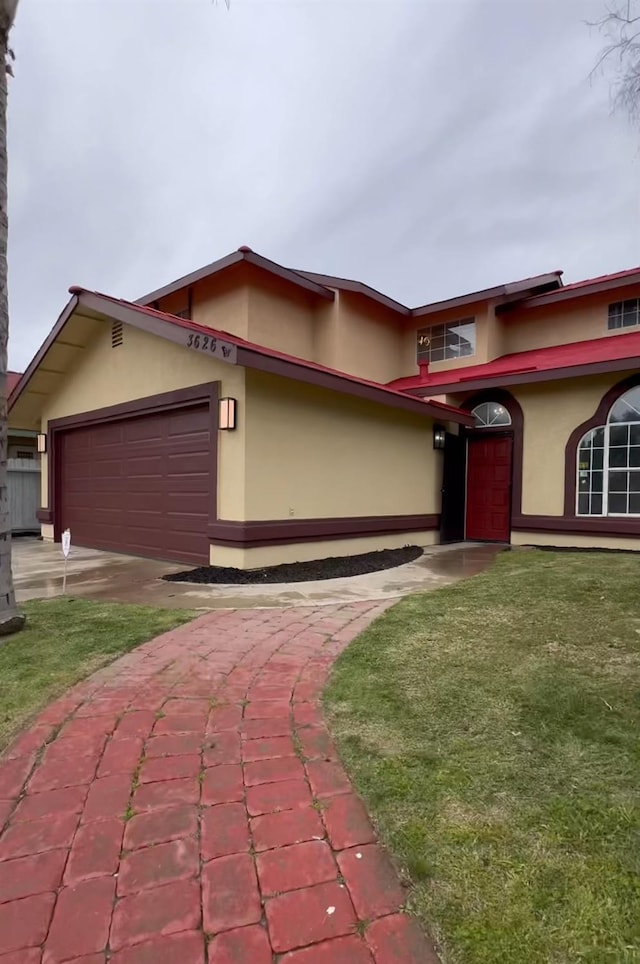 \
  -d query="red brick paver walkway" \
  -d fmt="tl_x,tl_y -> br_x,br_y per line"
0,602 -> 439,963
